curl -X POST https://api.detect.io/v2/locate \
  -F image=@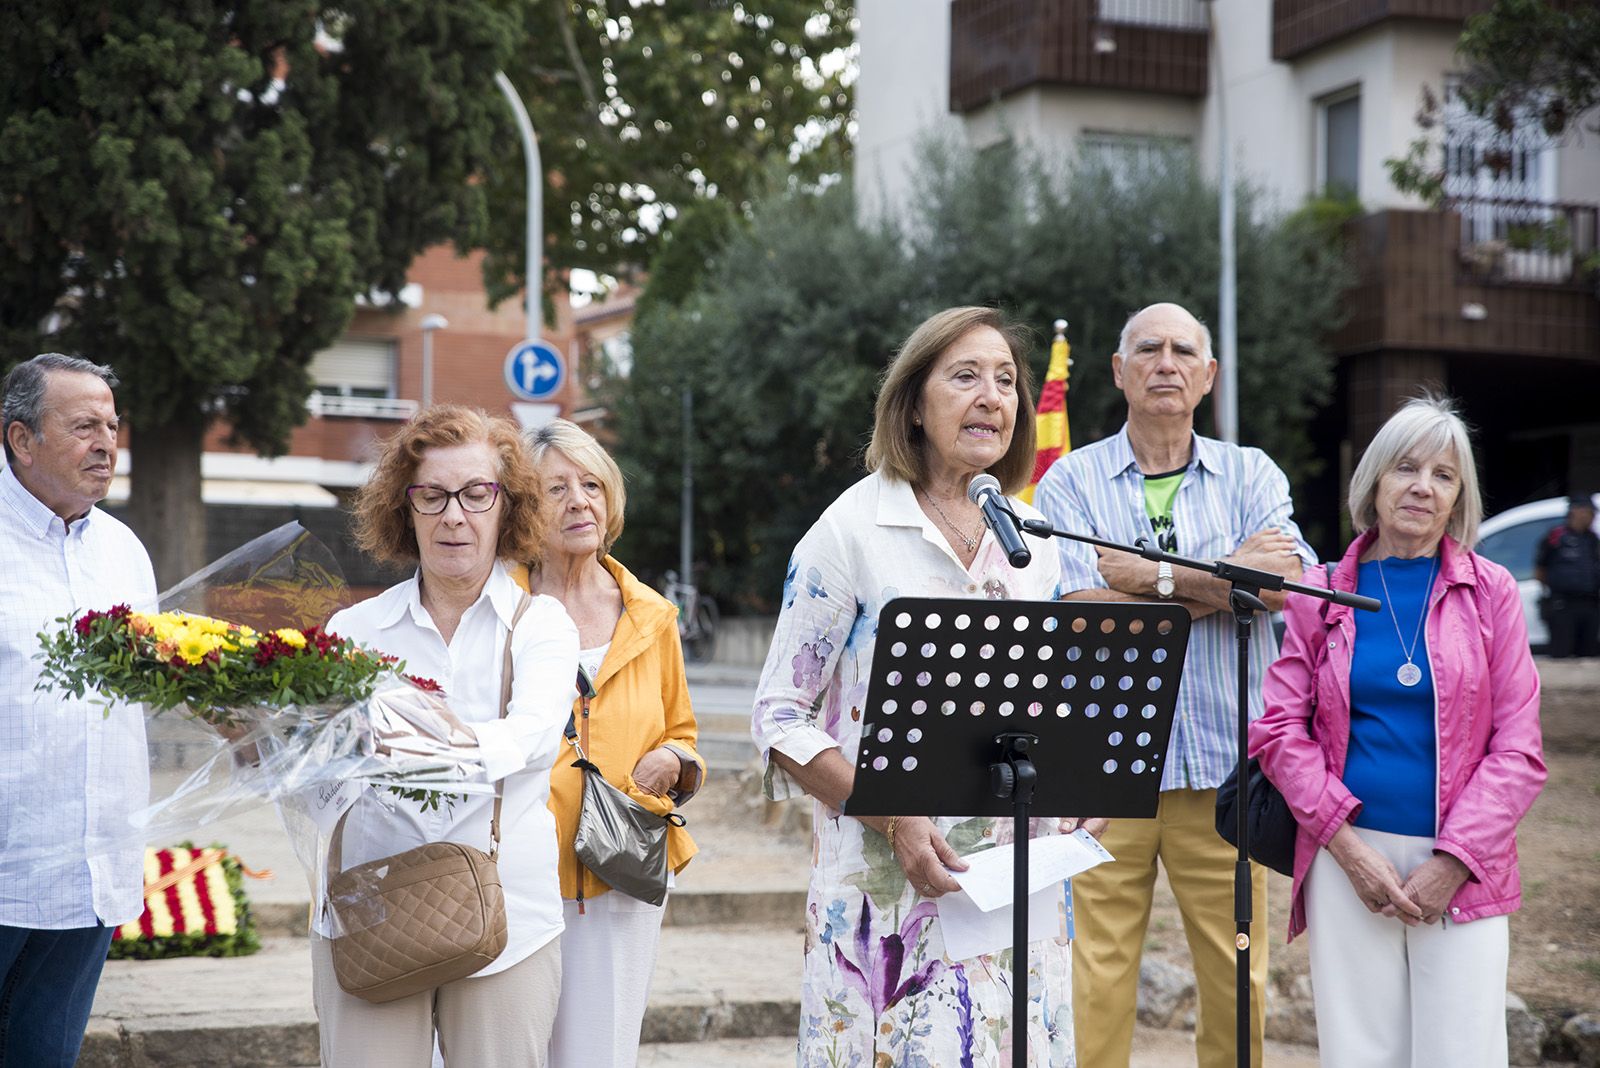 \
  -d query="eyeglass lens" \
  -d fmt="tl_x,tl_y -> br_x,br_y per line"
408,482 -> 500,514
